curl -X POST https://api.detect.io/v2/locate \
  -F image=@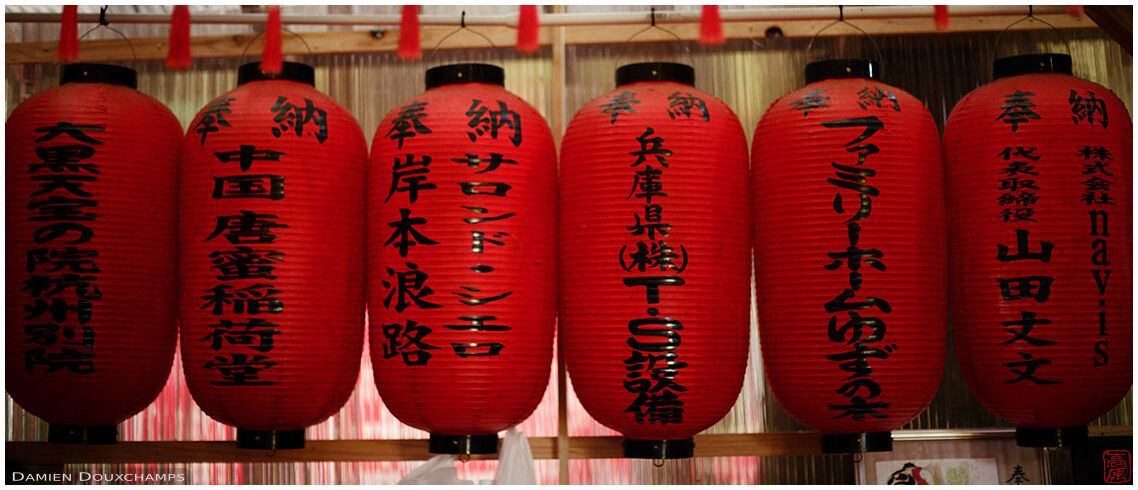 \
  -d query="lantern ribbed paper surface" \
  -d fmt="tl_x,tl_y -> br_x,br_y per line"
560,63 -> 750,459
6,64 -> 181,444
944,54 -> 1132,447
367,64 -> 556,454
179,62 -> 367,449
752,60 -> 946,453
